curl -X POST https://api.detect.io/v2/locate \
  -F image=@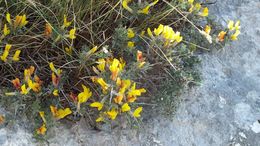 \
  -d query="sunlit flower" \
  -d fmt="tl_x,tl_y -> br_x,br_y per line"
6,13 -> 12,25
199,7 -> 208,17
63,15 -> 72,28
28,78 -> 41,92
20,84 -> 29,95
122,0 -> 133,13
0,44 -> 12,62
78,84 -> 92,104
3,24 -> 10,36
138,0 -> 159,15
49,62 -> 56,72
127,28 -> 135,38
12,50 -> 21,61
106,108 -> 118,120
127,41 -> 135,48
39,111 -> 47,123
204,25 -> 211,35
121,103 -> 131,112
24,66 -> 35,81
228,20 -> 240,31
96,116 -> 104,122
109,58 -> 121,81
97,58 -> 106,72
50,105 -> 72,120
12,78 -> 21,90
69,28 -> 76,40
14,14 -> 28,28
217,31 -> 227,42
127,83 -> 146,102
44,23 -> 52,38
96,77 -> 109,92
90,102 -> 103,111
53,89 -> 59,96
65,46 -> 73,55
133,107 -> 142,118
230,30 -> 240,41
154,24 -> 164,36
36,124 -> 46,135
188,0 -> 194,4
147,28 -> 154,38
